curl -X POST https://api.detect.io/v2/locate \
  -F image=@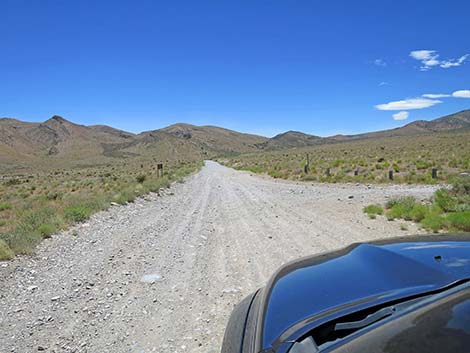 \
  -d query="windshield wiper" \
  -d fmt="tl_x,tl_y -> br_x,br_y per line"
334,306 -> 396,331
